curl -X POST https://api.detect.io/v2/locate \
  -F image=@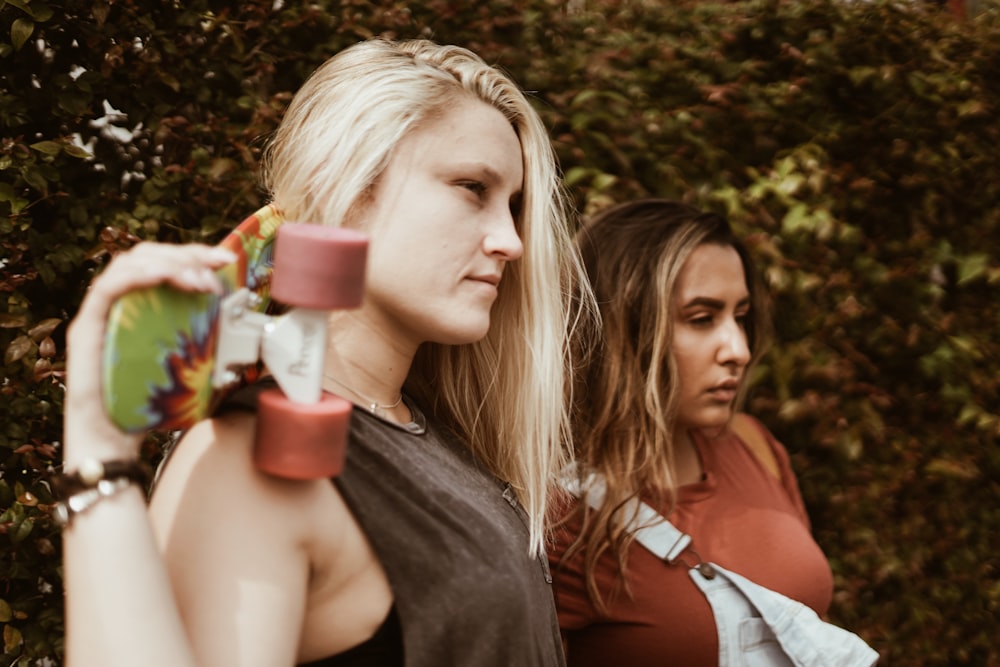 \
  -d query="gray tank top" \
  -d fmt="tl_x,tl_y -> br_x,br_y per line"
333,398 -> 566,666
216,383 -> 565,666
